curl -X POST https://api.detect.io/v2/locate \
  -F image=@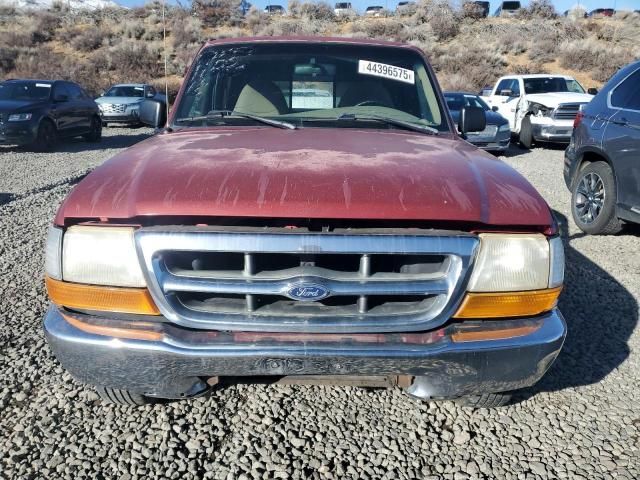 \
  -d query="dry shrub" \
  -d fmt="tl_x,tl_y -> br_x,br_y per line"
288,0 -> 302,17
192,0 -> 243,28
460,2 -> 485,20
106,41 -> 163,79
431,44 -> 506,92
411,0 -> 459,41
528,39 -> 556,63
350,18 -> 404,40
518,0 -> 557,20
258,17 -> 327,36
0,47 -> 18,75
171,16 -> 203,47
300,2 -> 335,21
245,7 -> 271,35
559,40 -> 634,83
71,28 -> 108,52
